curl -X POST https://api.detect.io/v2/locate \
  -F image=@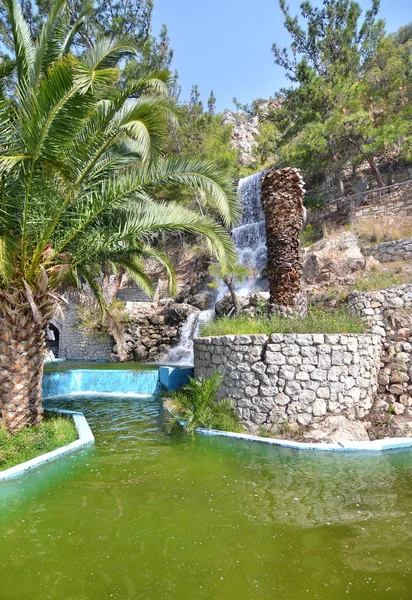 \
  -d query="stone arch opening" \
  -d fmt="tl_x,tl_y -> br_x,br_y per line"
46,321 -> 61,358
